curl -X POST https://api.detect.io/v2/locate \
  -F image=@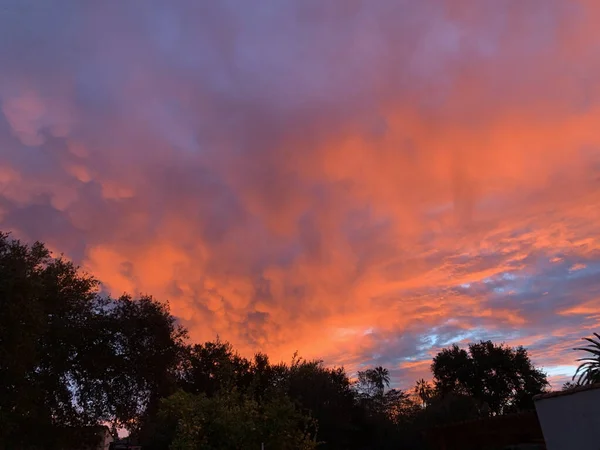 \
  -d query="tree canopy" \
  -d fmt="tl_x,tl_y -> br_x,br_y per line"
1,232 -> 101,448
159,389 -> 317,450
431,340 -> 549,415
0,233 -> 186,448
